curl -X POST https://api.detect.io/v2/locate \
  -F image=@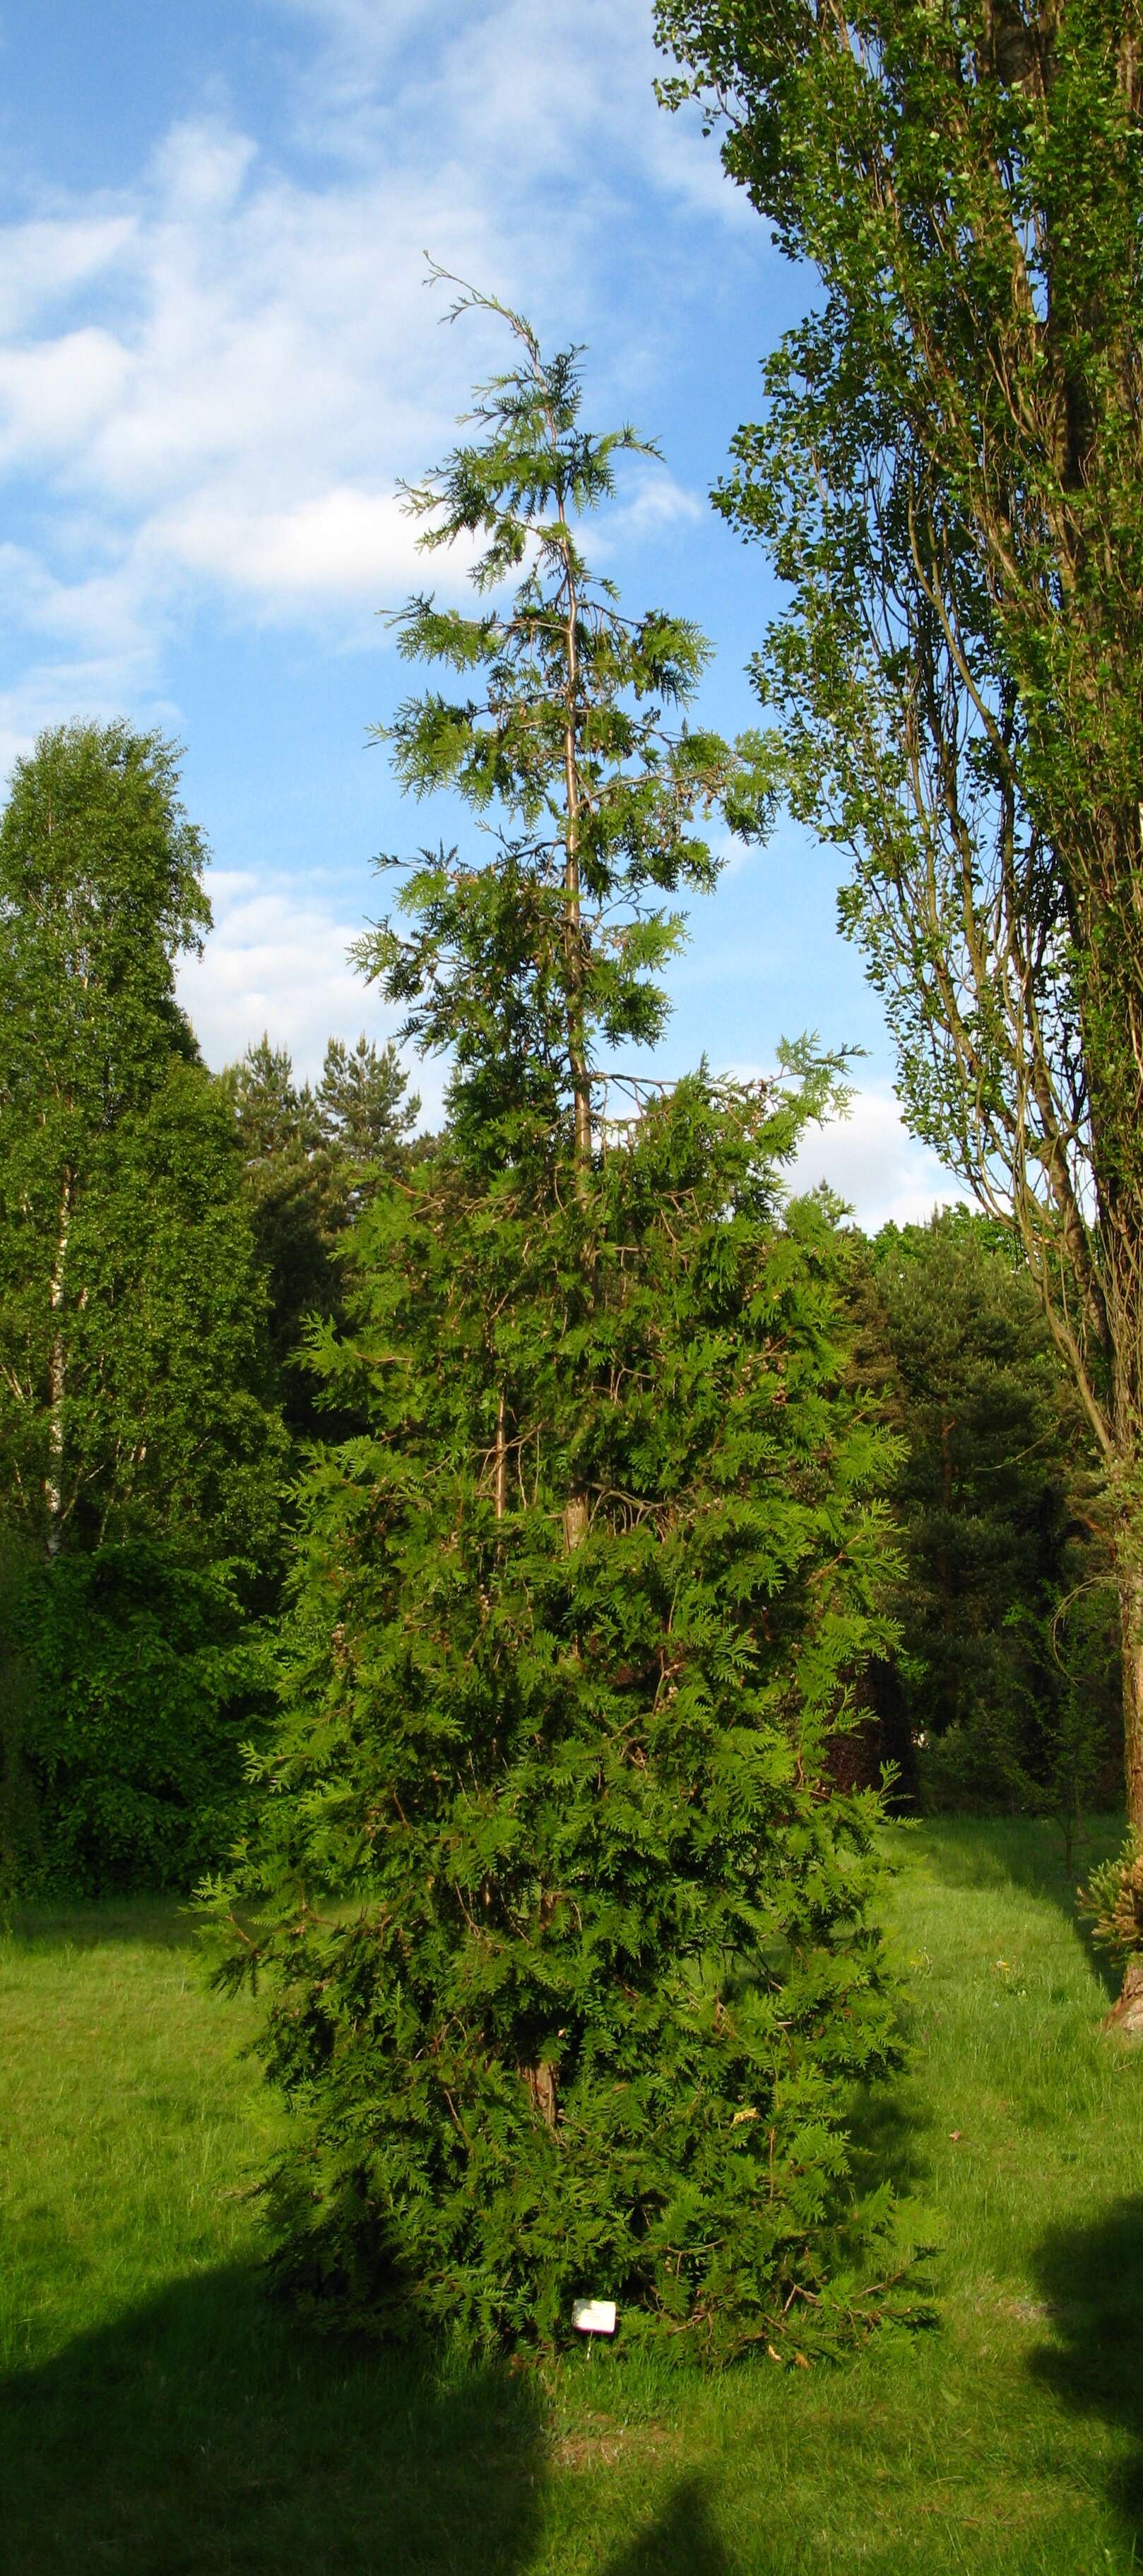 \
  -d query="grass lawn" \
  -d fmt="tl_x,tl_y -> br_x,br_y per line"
3,1819 -> 1143,2574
